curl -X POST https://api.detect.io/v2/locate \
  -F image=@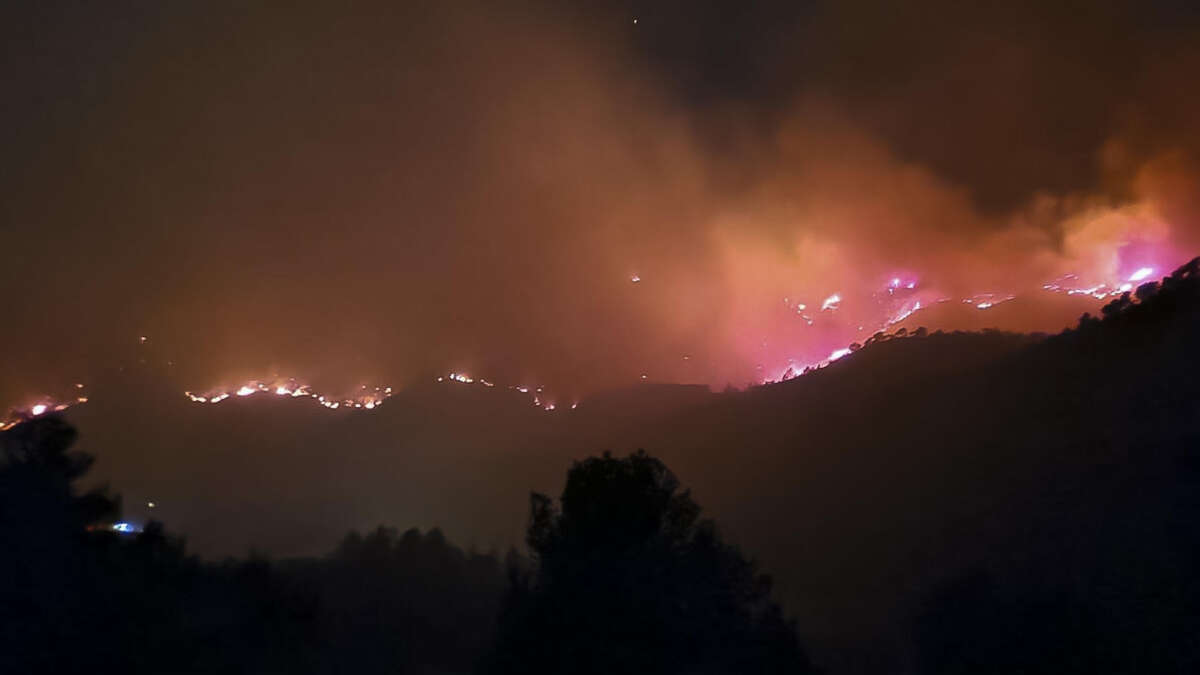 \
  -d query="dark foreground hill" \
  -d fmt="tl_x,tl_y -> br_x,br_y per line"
624,258 -> 1200,672
15,256 -> 1199,673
